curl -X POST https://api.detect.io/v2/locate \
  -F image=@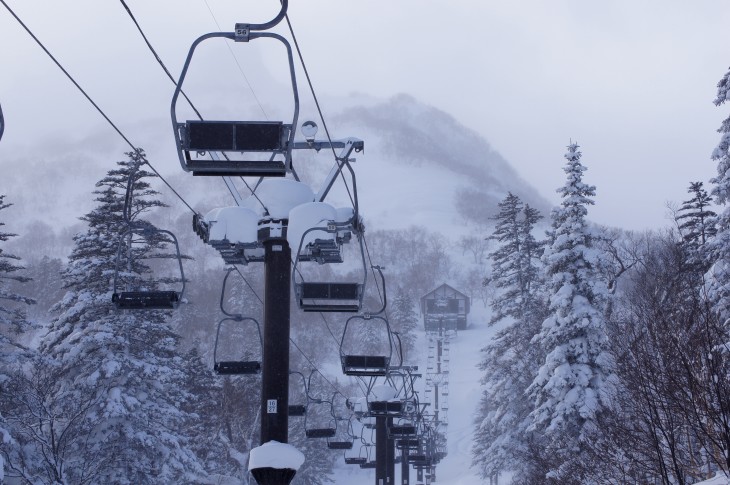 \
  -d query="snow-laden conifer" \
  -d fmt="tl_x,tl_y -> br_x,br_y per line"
0,195 -> 35,344
526,143 -> 614,480
34,151 -> 205,484
706,67 -> 730,323
472,193 -> 547,481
